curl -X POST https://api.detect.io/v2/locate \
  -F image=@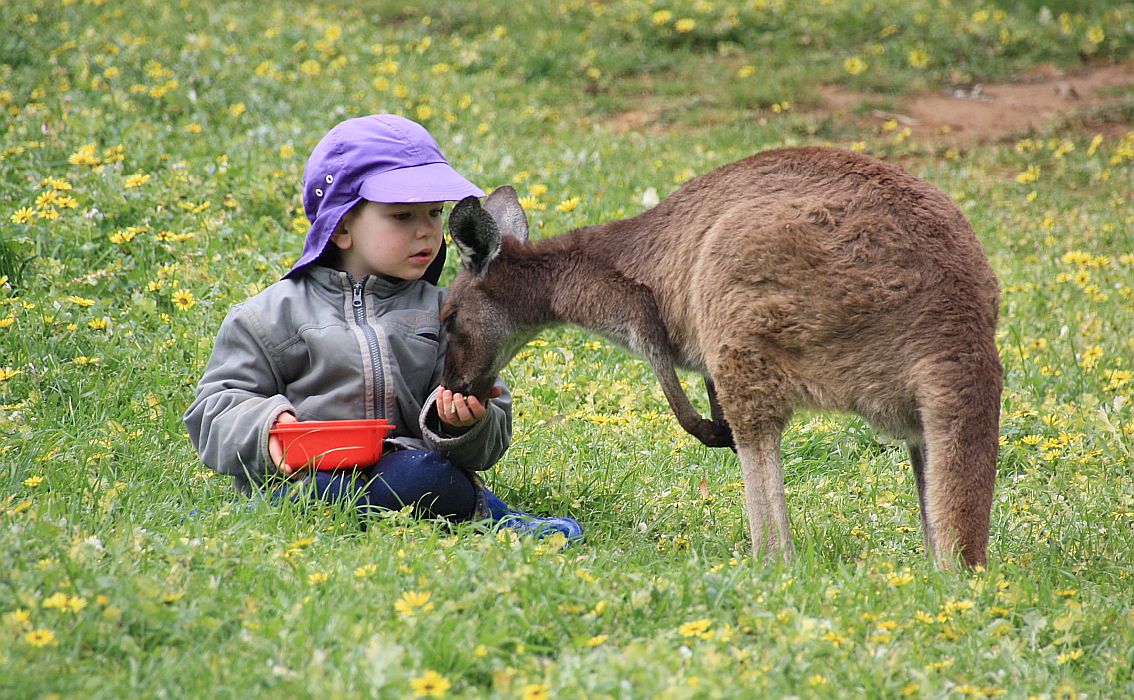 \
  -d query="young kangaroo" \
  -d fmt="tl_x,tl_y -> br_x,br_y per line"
441,147 -> 1002,567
